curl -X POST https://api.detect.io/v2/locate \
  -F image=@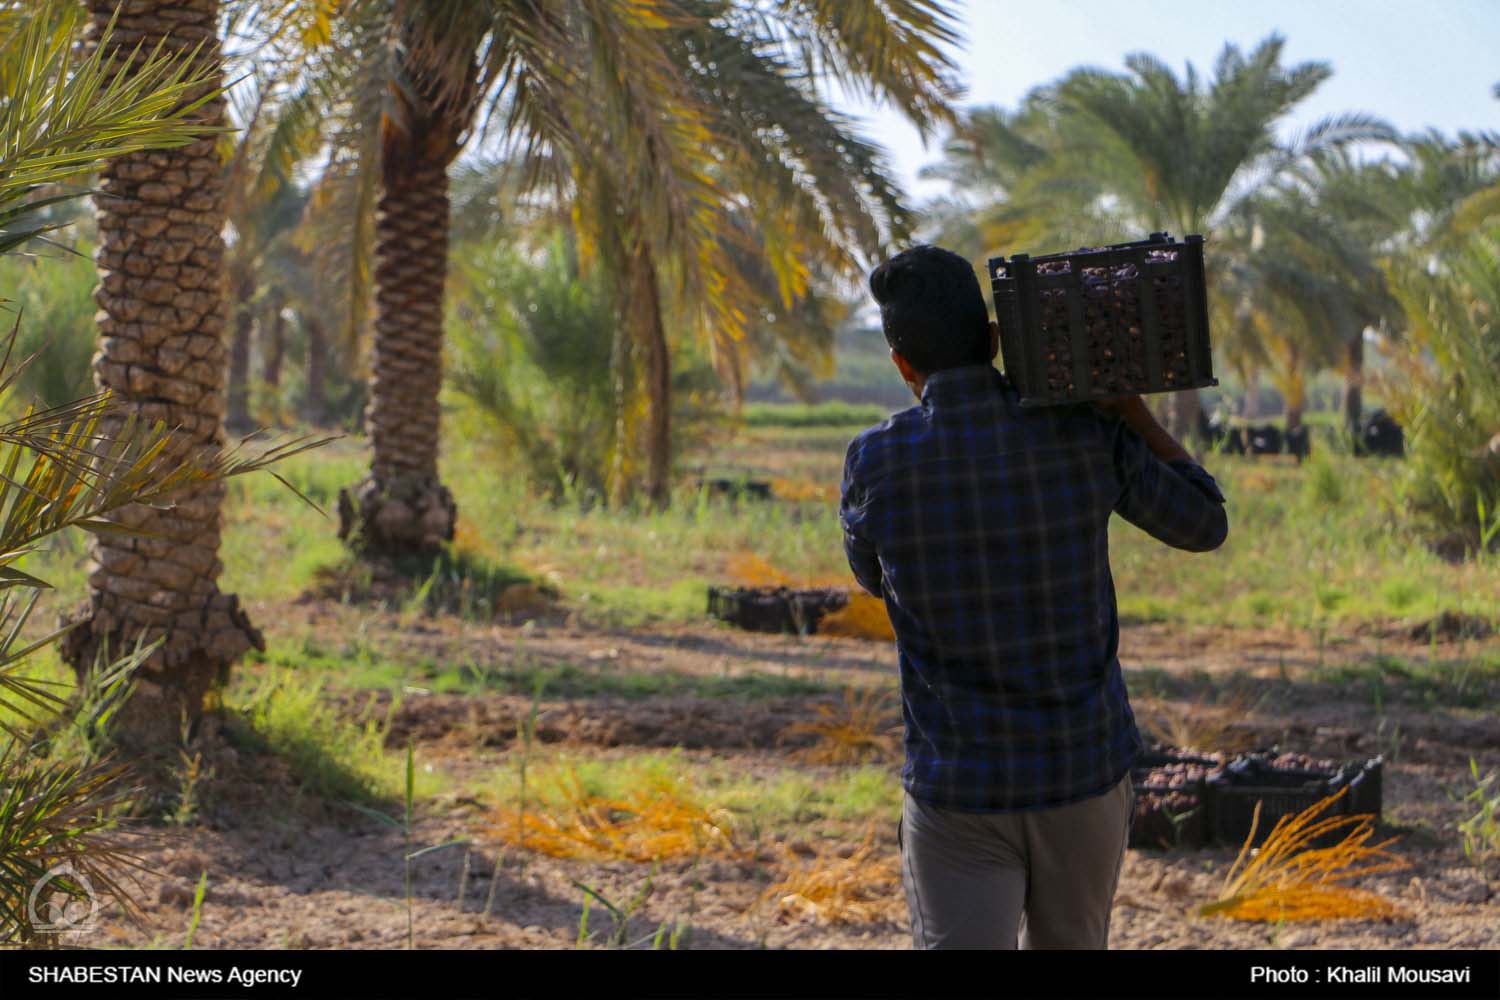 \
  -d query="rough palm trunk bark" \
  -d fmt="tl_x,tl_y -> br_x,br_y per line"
334,15 -> 475,557
63,0 -> 263,750
335,156 -> 456,554
303,315 -> 326,426
1343,329 -> 1364,435
633,245 -> 672,510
